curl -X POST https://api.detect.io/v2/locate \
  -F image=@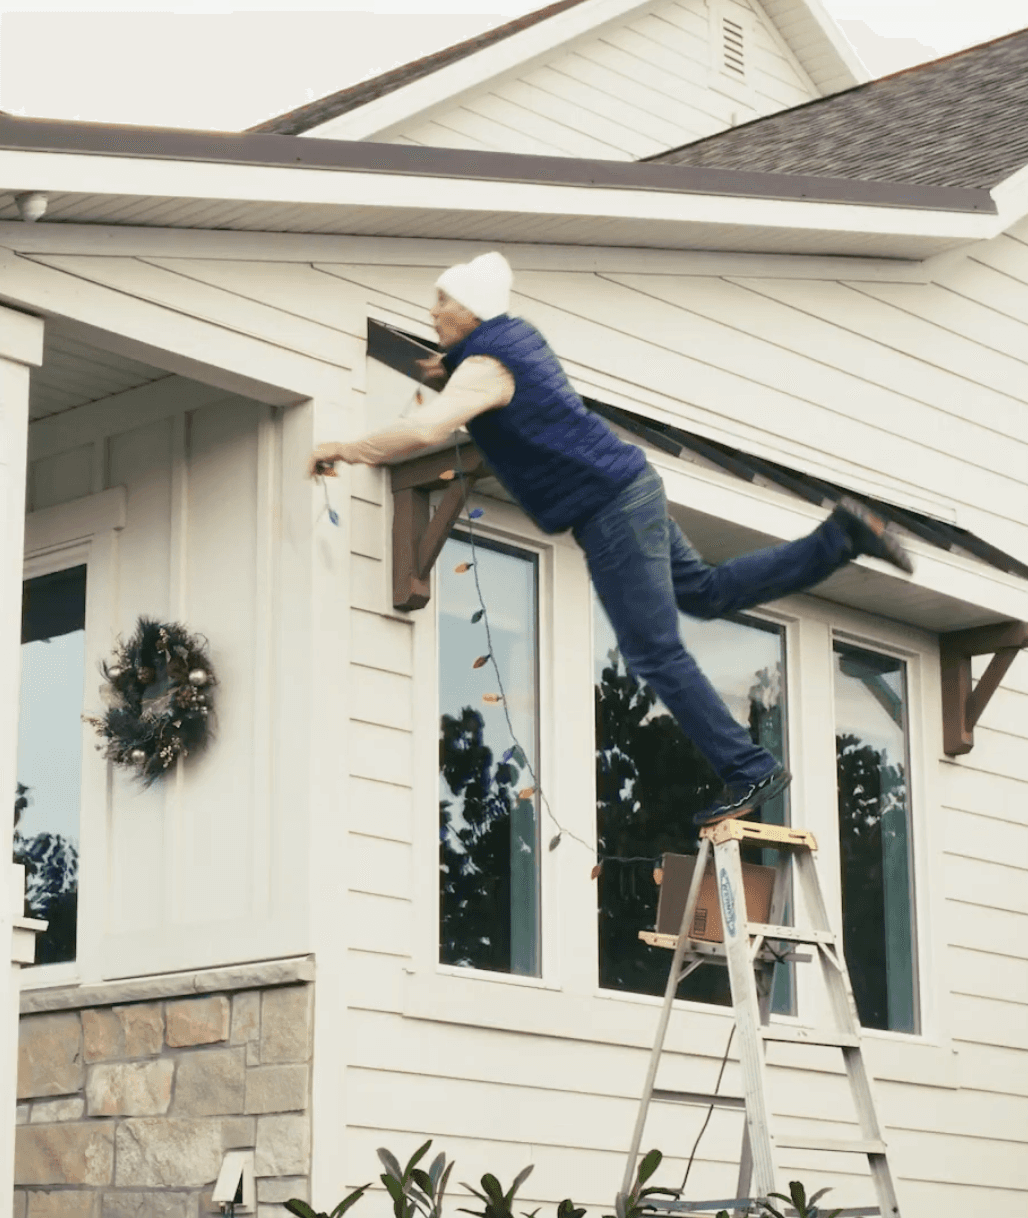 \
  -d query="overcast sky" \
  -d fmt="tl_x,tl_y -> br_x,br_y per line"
0,1 -> 1024,132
